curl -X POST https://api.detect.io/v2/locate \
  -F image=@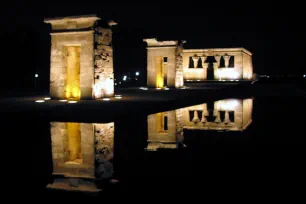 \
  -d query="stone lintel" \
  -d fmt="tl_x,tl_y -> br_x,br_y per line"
50,30 -> 94,36
144,38 -> 178,47
44,15 -> 100,31
146,46 -> 178,49
183,48 -> 252,56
